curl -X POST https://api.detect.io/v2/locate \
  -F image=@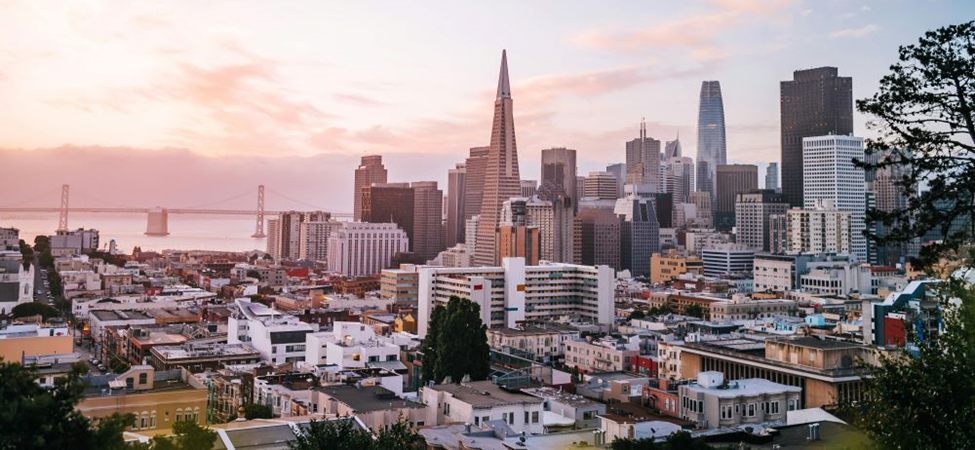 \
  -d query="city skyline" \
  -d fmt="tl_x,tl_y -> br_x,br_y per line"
1,1 -> 972,211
